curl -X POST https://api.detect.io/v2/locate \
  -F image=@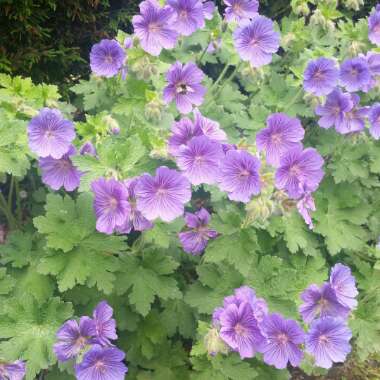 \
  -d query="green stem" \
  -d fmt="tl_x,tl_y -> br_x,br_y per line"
7,175 -> 14,208
214,62 -> 242,97
14,178 -> 22,224
0,191 -> 17,229
197,37 -> 211,66
209,63 -> 231,94
285,87 -> 303,111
